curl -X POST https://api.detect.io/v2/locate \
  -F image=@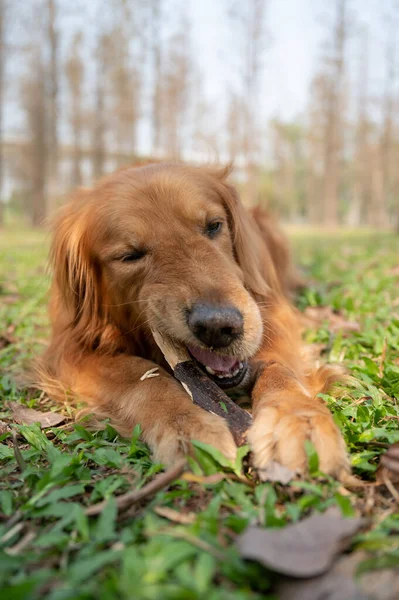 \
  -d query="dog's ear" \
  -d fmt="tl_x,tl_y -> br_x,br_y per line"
50,190 -> 108,348
213,172 -> 281,299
